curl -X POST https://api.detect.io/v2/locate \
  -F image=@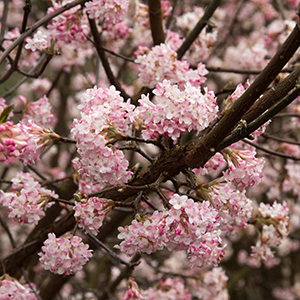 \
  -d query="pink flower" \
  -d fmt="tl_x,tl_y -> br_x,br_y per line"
135,80 -> 218,141
116,194 -> 224,269
39,233 -> 93,275
0,172 -> 57,224
74,197 -> 115,234
0,274 -> 38,300
22,96 -> 57,129
135,43 -> 208,89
